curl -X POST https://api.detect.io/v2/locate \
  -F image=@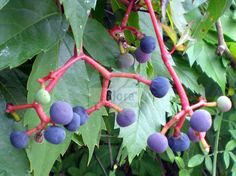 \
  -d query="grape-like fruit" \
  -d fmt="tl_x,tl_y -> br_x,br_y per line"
116,108 -> 136,127
10,131 -> 29,149
35,88 -> 51,105
187,127 -> 206,142
217,96 -> 232,112
168,133 -> 190,152
147,132 -> 168,153
140,36 -> 156,53
44,126 -> 66,144
134,47 -> 151,63
117,53 -> 135,68
190,109 -> 212,132
64,113 -> 81,132
50,101 -> 73,125
150,76 -> 170,98
73,106 -> 89,125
